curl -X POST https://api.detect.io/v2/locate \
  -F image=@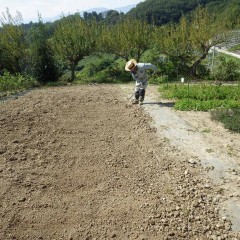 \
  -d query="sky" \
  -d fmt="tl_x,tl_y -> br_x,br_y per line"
0,0 -> 143,23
